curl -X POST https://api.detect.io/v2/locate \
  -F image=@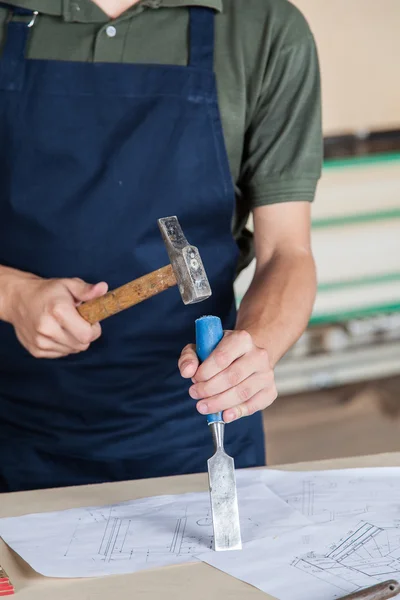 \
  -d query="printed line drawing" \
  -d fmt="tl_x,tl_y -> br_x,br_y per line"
292,520 -> 400,595
0,481 -> 312,578
276,474 -> 400,524
64,504 -> 215,563
294,479 -> 370,522
63,502 -> 265,565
